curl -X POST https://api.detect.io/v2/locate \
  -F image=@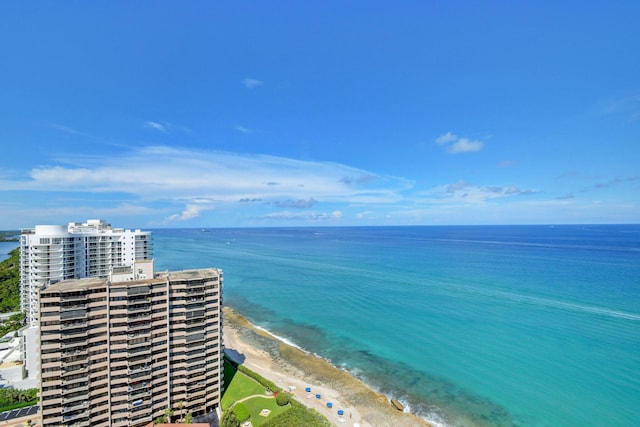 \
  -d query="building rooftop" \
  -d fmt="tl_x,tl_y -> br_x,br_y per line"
41,267 -> 221,293
156,268 -> 221,281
